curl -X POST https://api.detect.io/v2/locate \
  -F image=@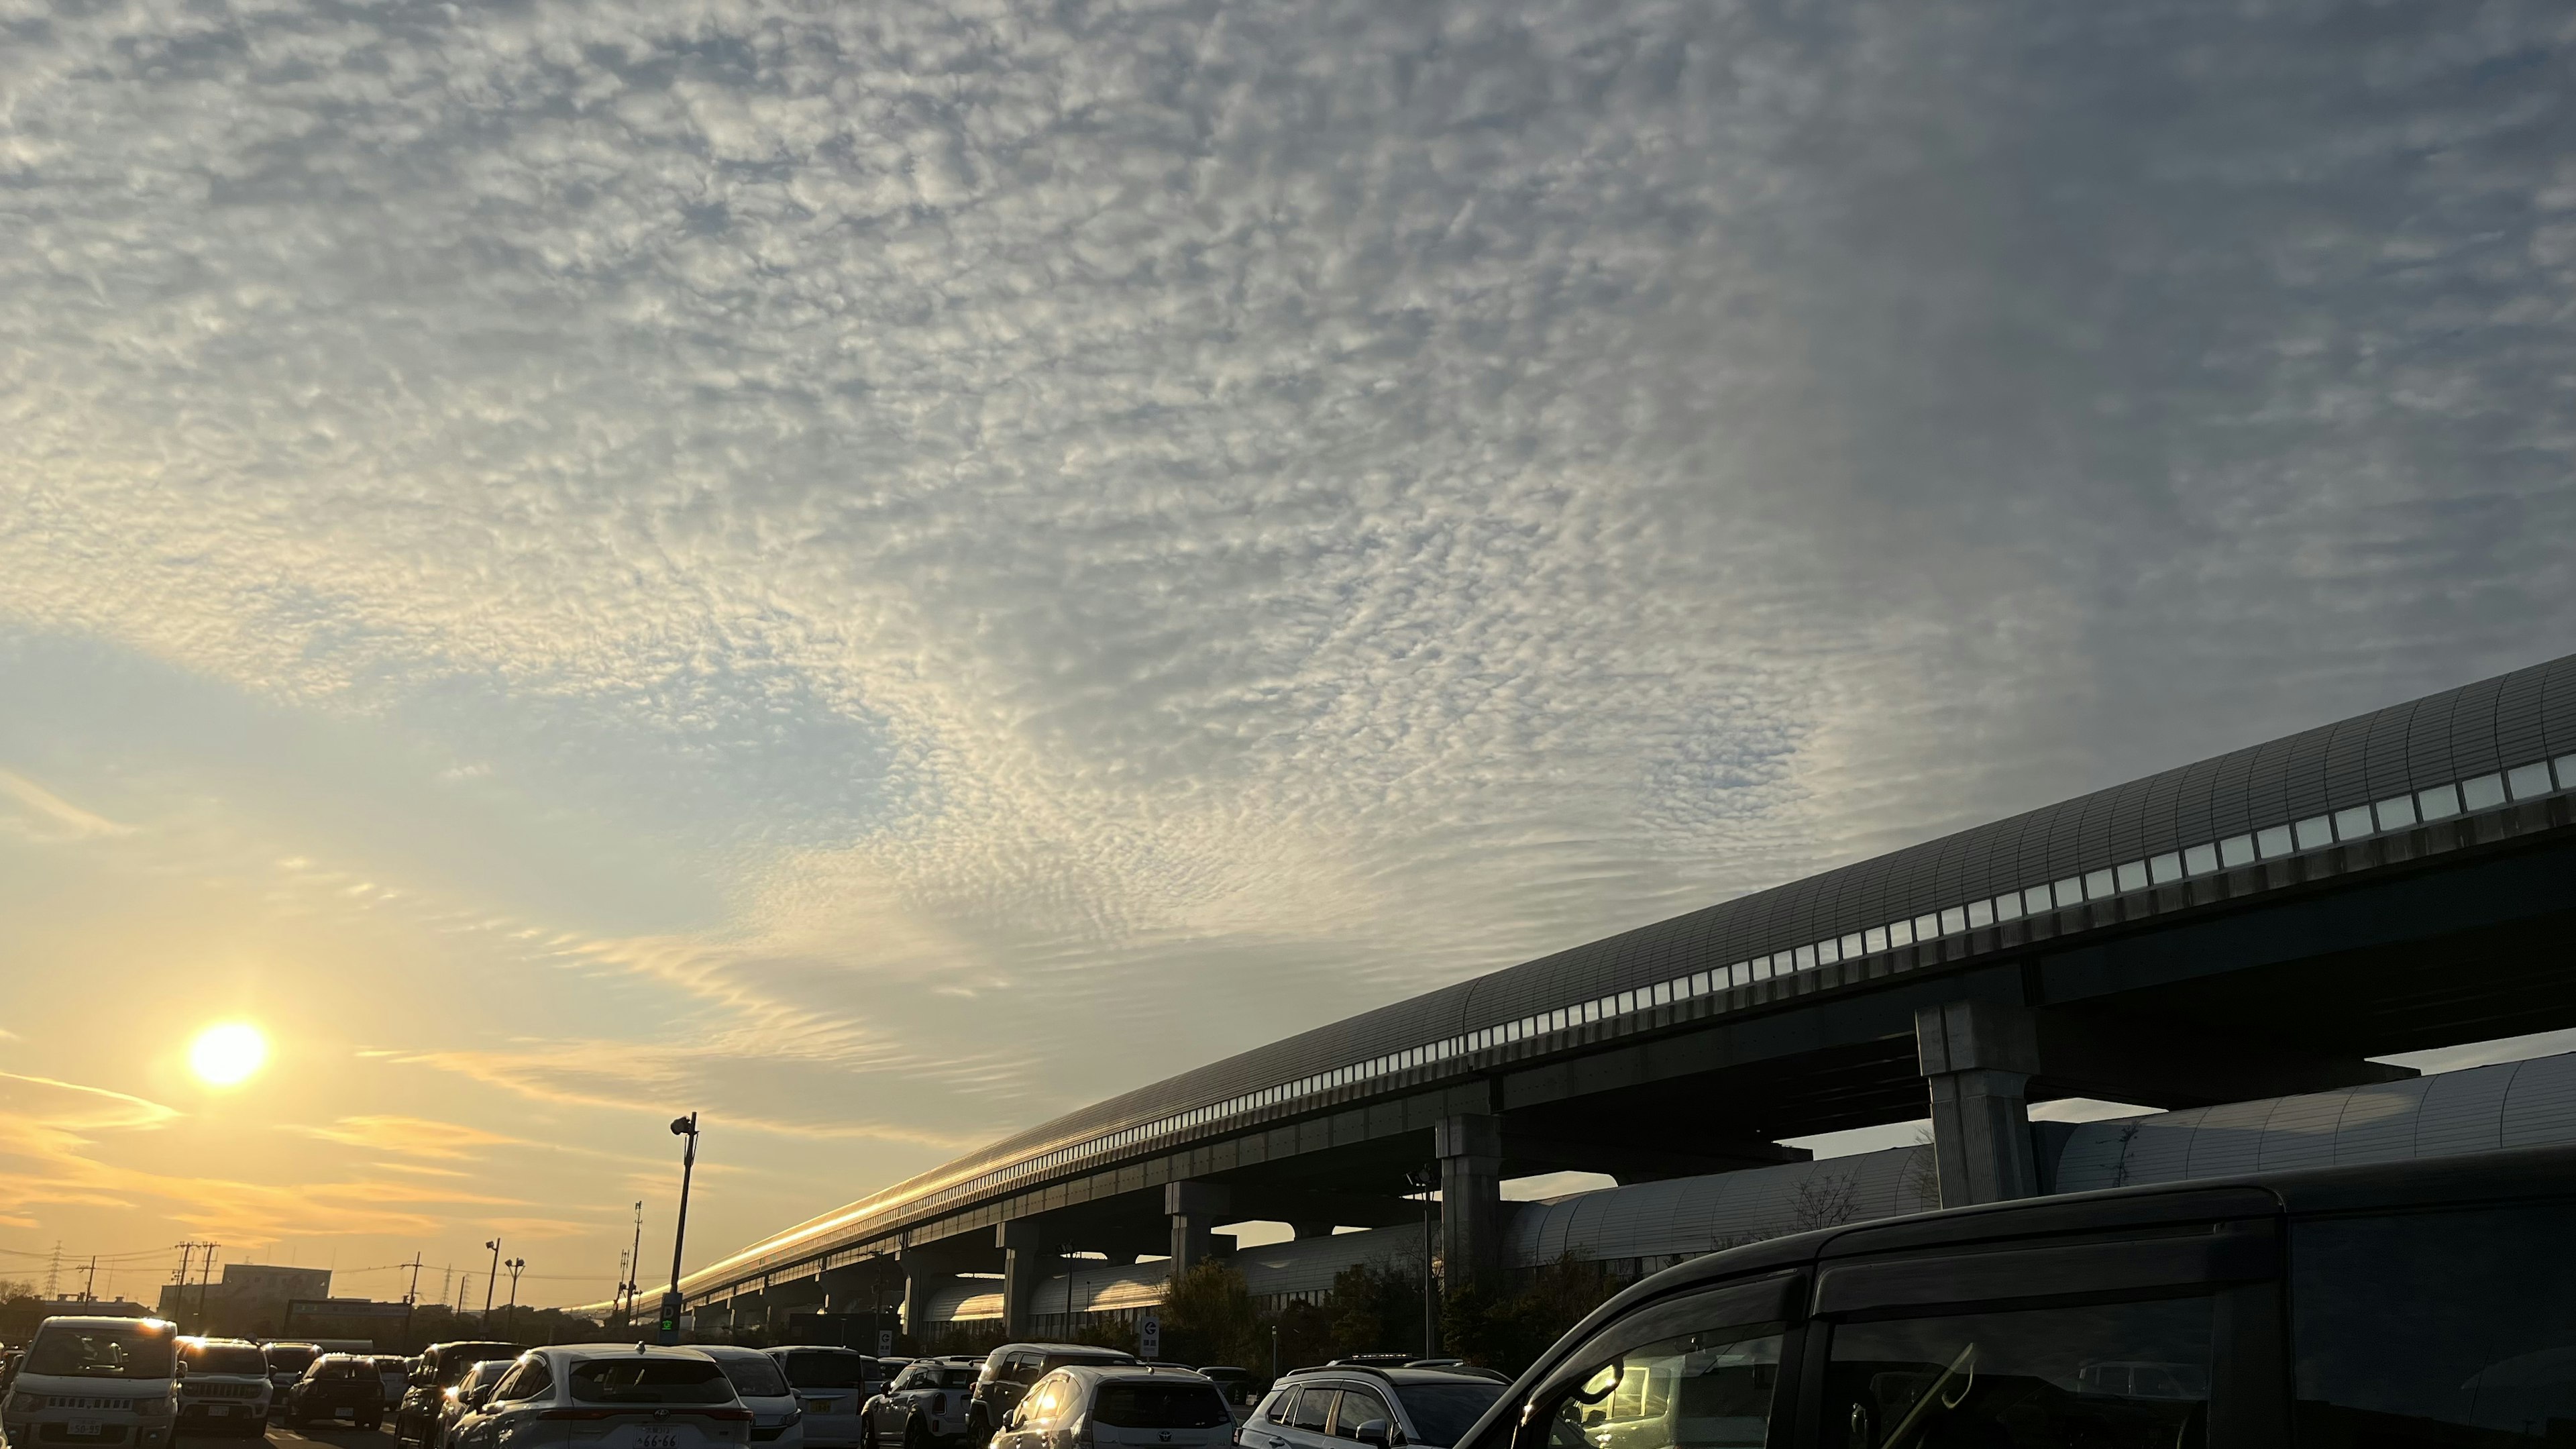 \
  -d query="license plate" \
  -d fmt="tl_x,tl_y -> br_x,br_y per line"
212,1406 -> 233,1416
68,1422 -> 103,1437
639,1430 -> 681,1449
